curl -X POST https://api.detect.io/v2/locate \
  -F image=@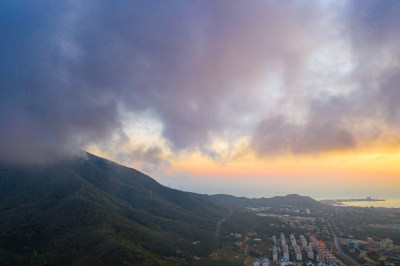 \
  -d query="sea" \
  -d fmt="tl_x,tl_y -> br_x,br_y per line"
323,198 -> 400,208
335,199 -> 400,208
